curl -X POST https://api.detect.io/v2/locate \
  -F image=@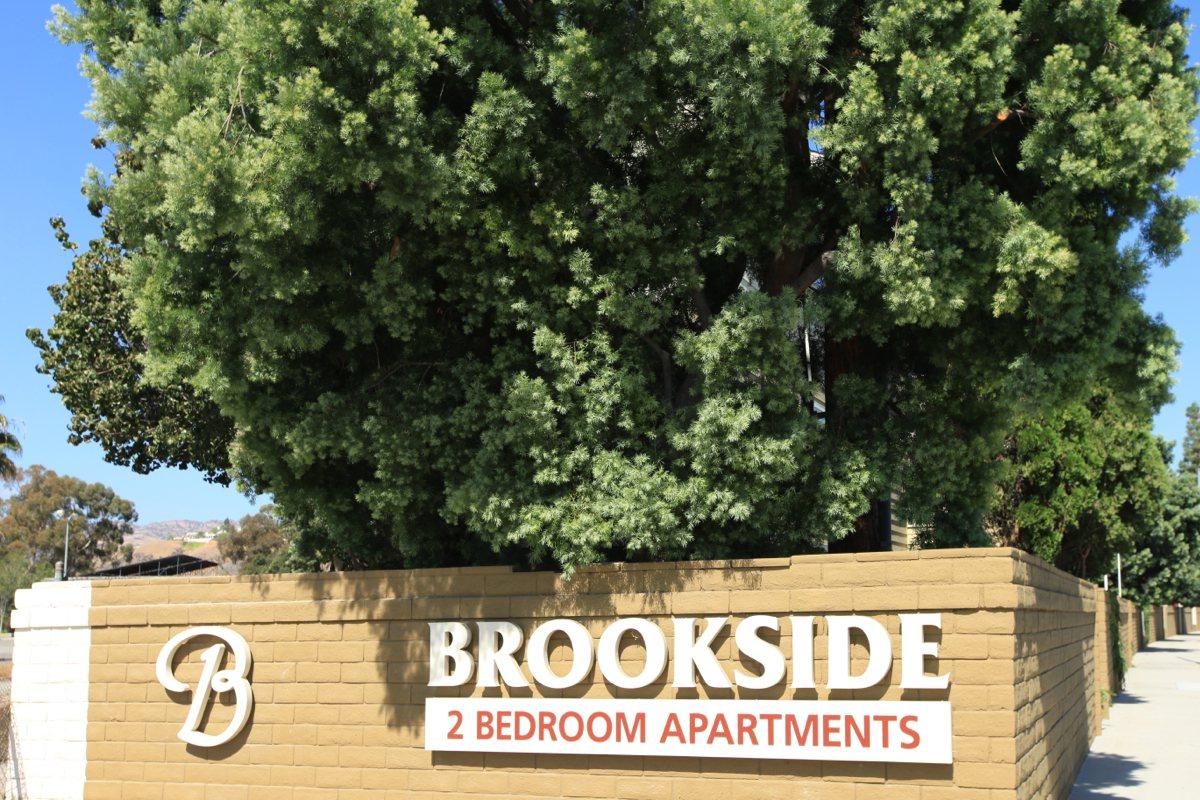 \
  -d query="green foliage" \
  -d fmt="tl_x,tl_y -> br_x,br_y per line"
1125,471 -> 1200,606
985,306 -> 1179,581
45,0 -> 1200,570
985,390 -> 1171,578
1107,589 -> 1126,690
217,510 -> 292,574
0,546 -> 53,632
28,220 -> 233,483
0,465 -> 137,575
0,396 -> 20,483
1180,402 -> 1200,482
